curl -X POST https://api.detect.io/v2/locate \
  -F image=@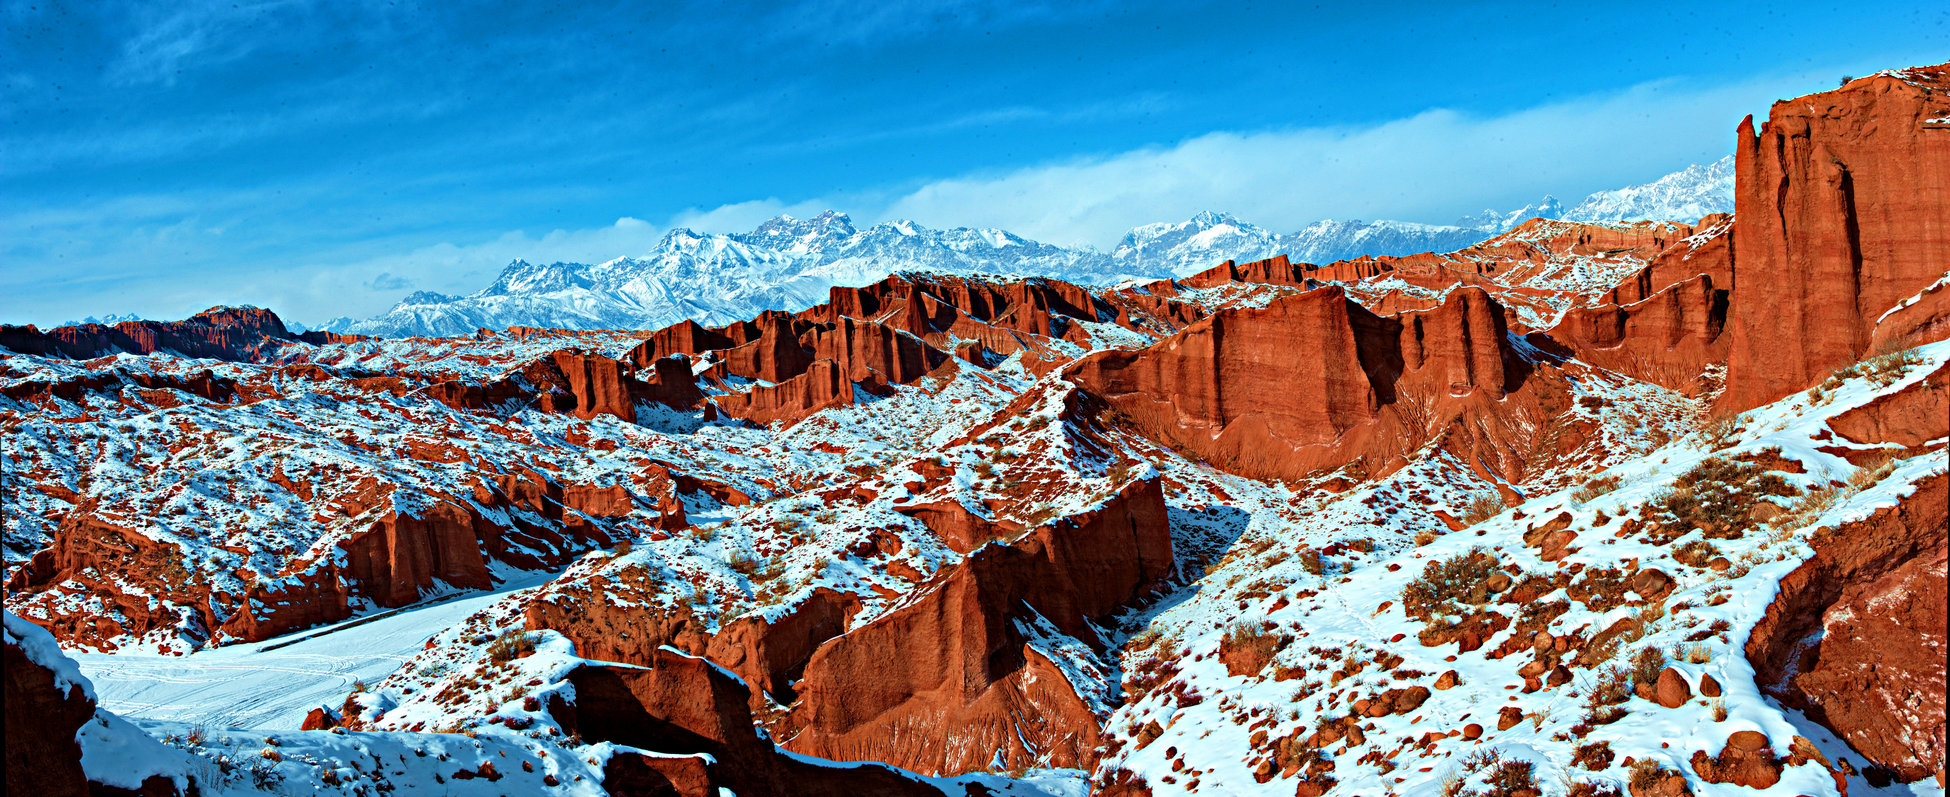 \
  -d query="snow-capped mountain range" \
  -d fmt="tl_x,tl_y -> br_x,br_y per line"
324,157 -> 1734,338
